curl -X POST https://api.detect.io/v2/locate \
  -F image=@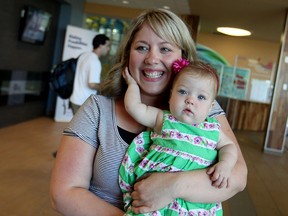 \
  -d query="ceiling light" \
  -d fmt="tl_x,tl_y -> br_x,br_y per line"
163,5 -> 170,10
217,27 -> 251,36
122,1 -> 129,4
